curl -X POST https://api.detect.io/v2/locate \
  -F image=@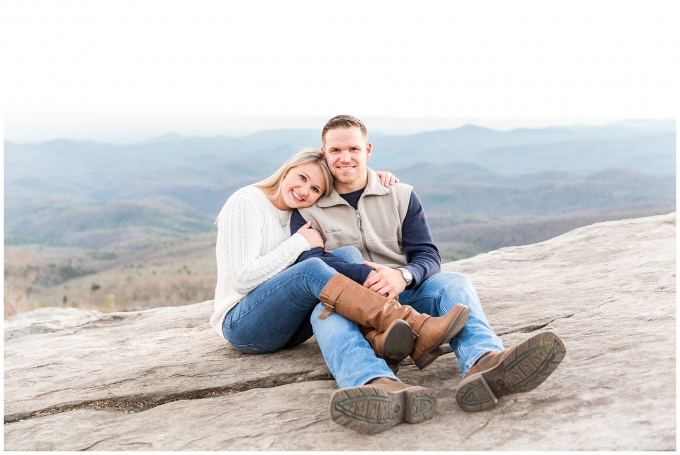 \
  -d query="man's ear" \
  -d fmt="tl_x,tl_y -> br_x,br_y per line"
365,142 -> 372,159
320,145 -> 326,155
